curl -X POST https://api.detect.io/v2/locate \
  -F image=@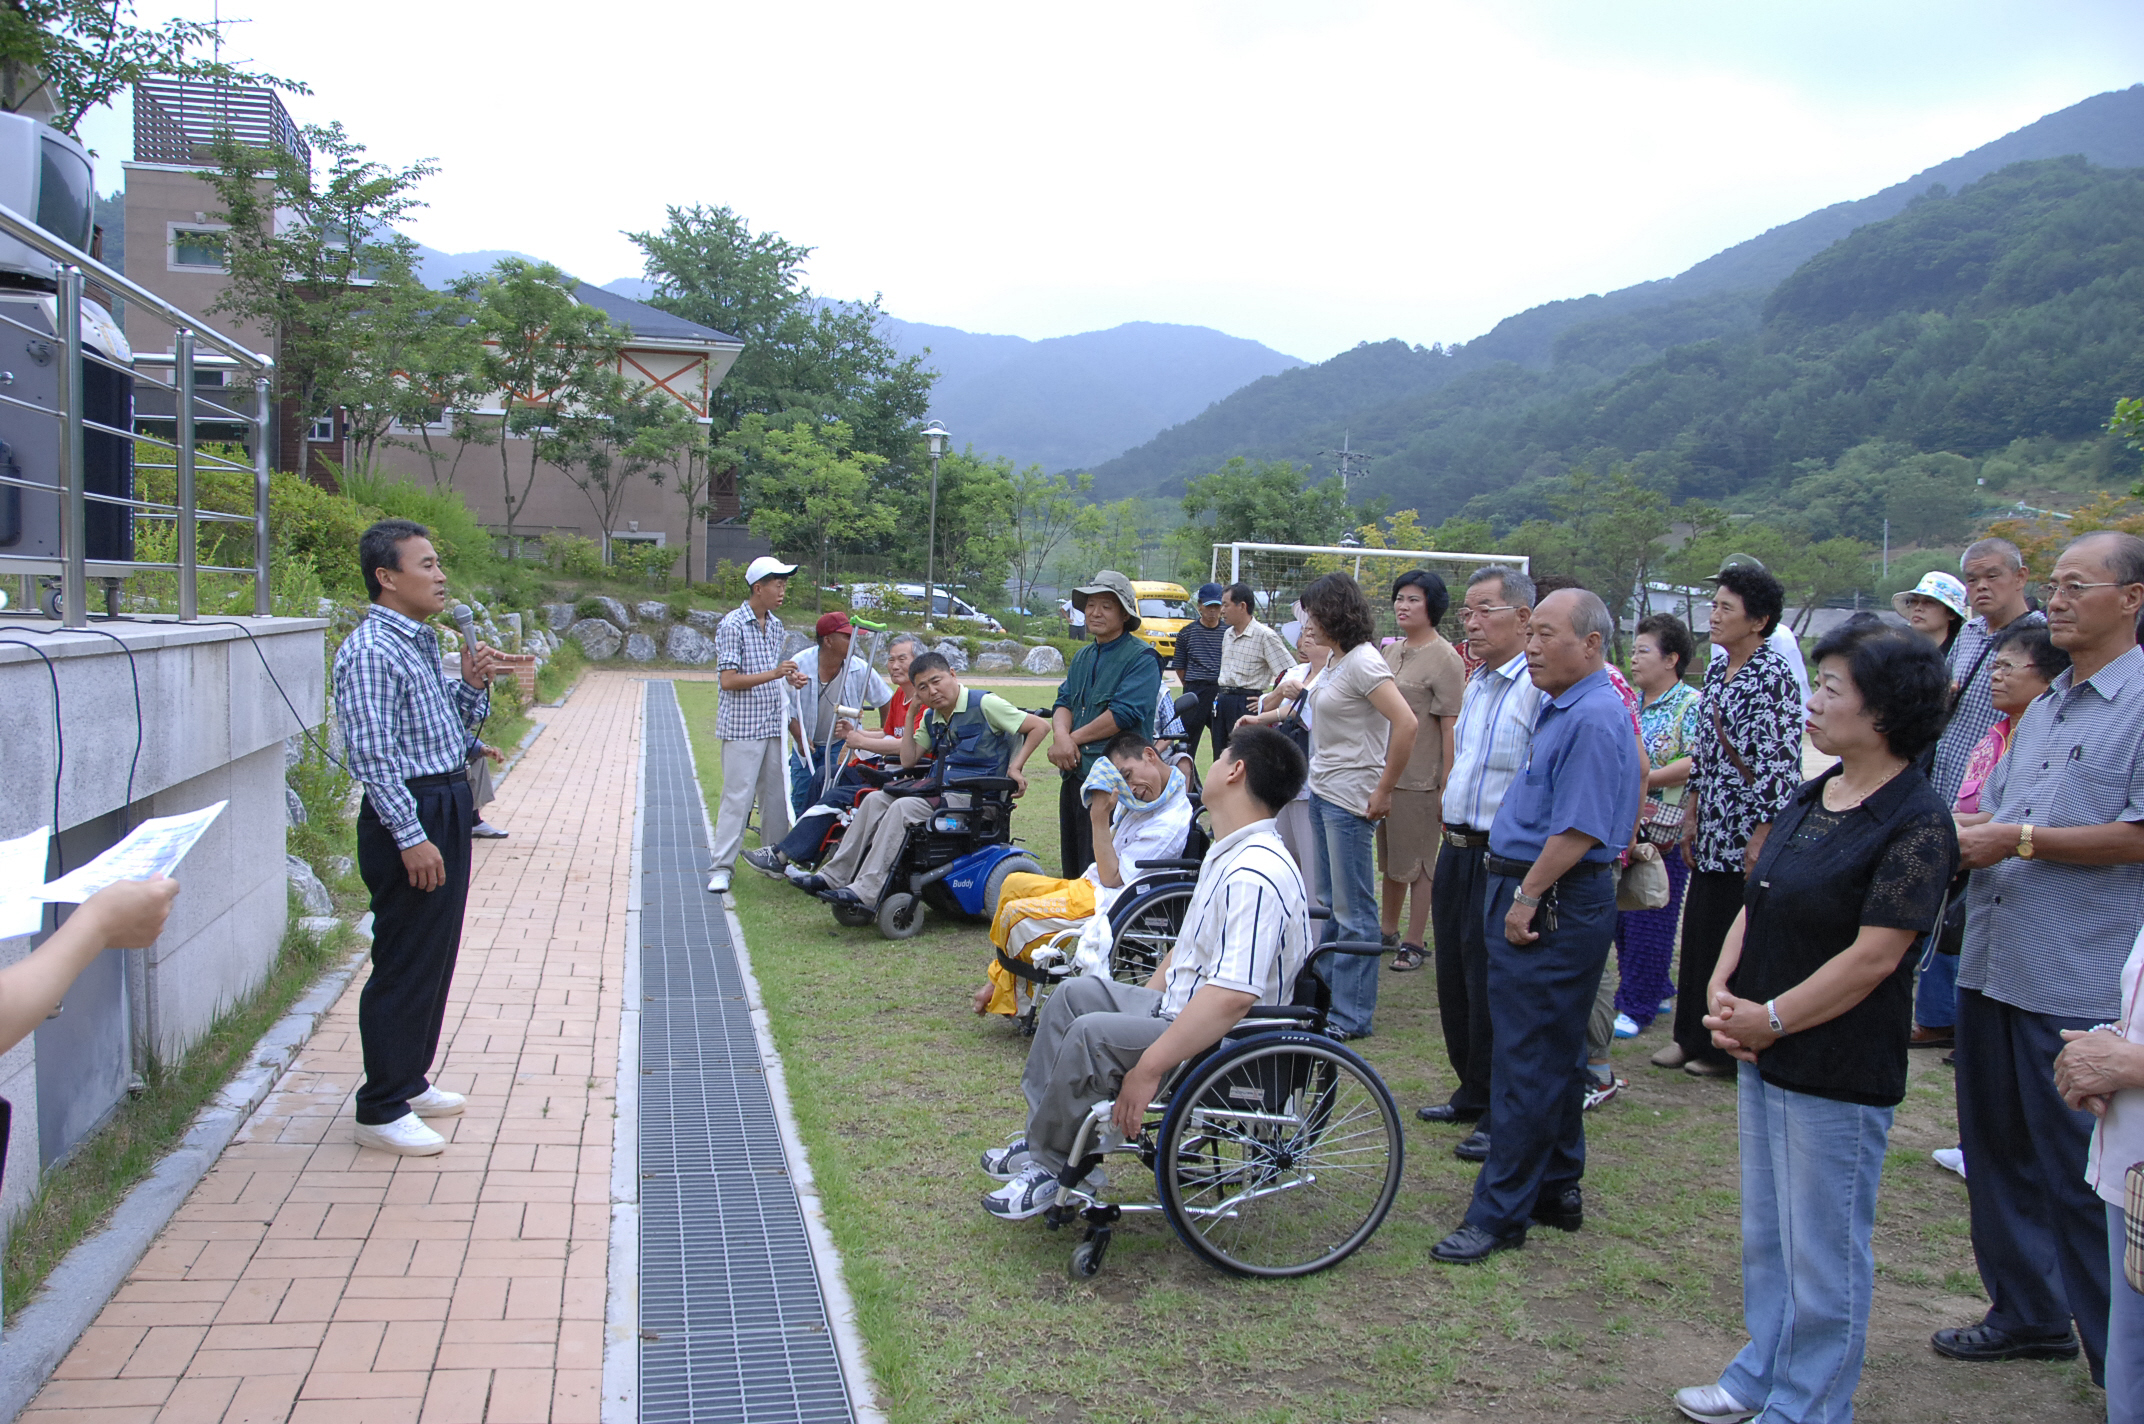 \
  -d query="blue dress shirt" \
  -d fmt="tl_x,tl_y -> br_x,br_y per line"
1488,666 -> 1642,866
